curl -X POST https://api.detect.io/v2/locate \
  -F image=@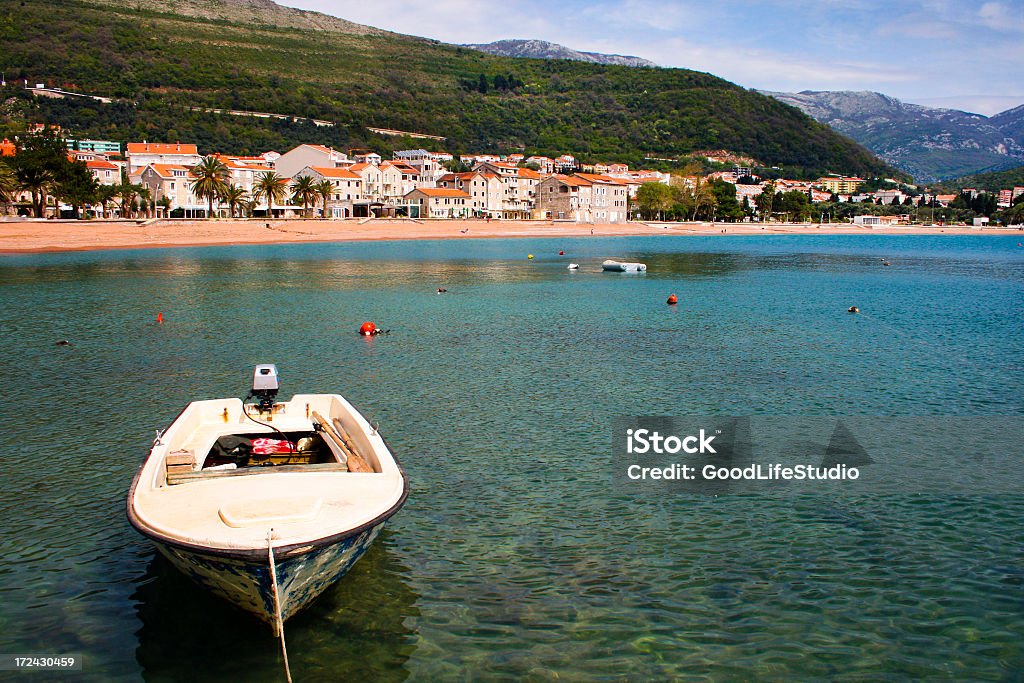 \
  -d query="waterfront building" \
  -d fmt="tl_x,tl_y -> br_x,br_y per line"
86,159 -> 121,186
535,174 -> 629,223
275,144 -> 350,179
403,187 -> 472,218
292,166 -> 364,218
437,171 -> 504,217
126,142 -> 201,174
